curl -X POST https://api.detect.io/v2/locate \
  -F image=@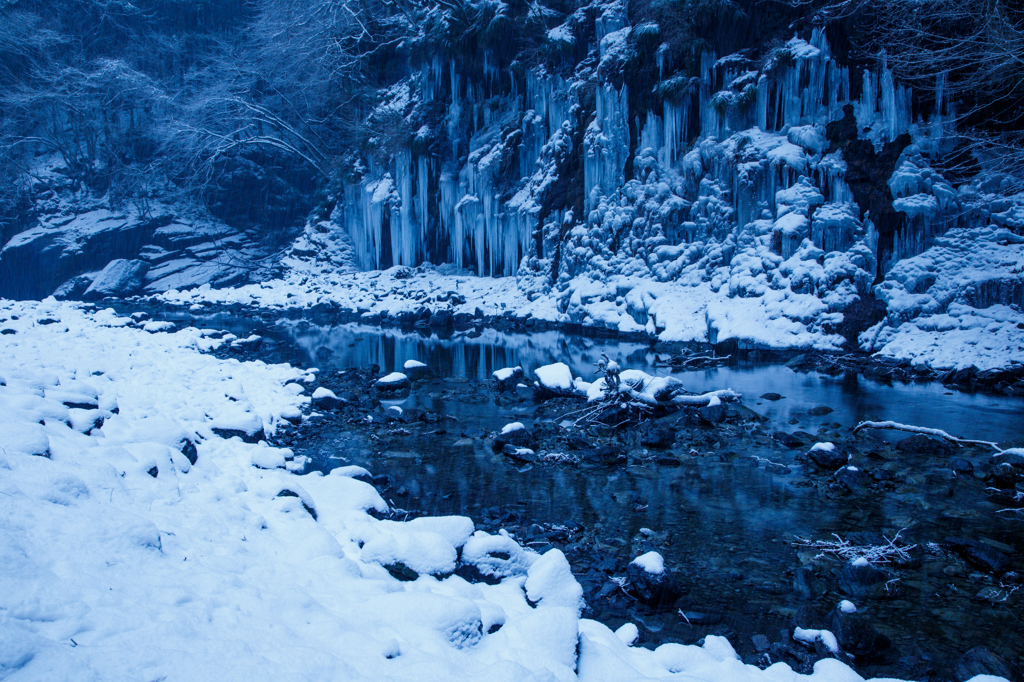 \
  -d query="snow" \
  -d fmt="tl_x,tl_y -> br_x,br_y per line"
630,551 -> 665,575
404,359 -> 427,369
839,600 -> 857,614
0,298 -> 979,682
810,442 -> 836,452
794,627 -> 840,654
378,371 -> 409,385
312,386 -> 337,400
852,557 -> 870,567
500,422 -> 525,435
534,362 -> 574,391
493,366 -> 522,381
